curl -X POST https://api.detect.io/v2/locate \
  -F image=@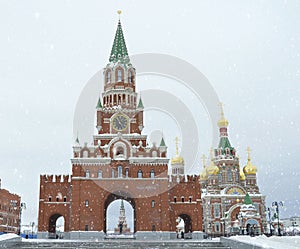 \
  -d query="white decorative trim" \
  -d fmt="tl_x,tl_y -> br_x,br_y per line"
71,158 -> 111,165
129,157 -> 169,164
